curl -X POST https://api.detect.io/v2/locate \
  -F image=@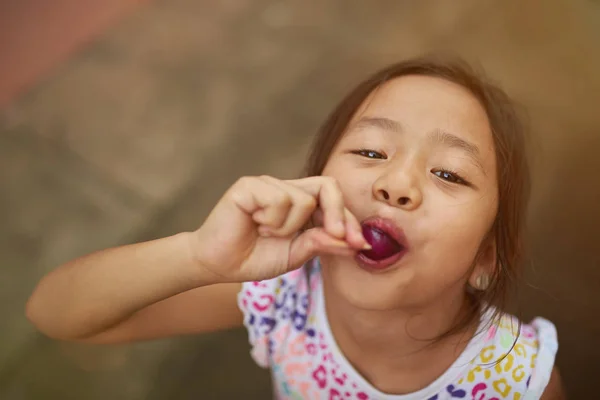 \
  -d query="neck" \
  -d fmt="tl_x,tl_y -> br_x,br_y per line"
322,278 -> 479,393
